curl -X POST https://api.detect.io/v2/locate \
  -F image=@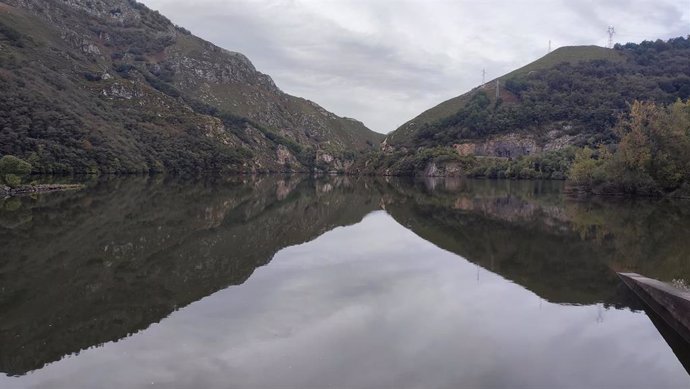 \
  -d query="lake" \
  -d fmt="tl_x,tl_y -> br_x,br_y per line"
1,176 -> 689,388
